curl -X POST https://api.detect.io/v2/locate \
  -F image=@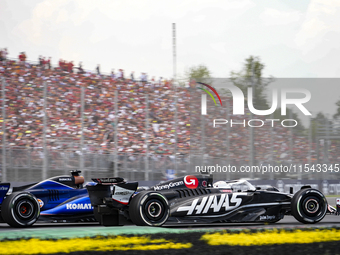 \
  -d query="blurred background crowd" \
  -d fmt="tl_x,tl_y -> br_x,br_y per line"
0,48 -> 339,178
